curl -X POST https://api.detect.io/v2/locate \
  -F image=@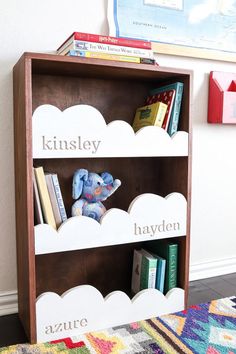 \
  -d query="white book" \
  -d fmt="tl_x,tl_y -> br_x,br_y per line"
51,173 -> 67,222
45,173 -> 63,228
